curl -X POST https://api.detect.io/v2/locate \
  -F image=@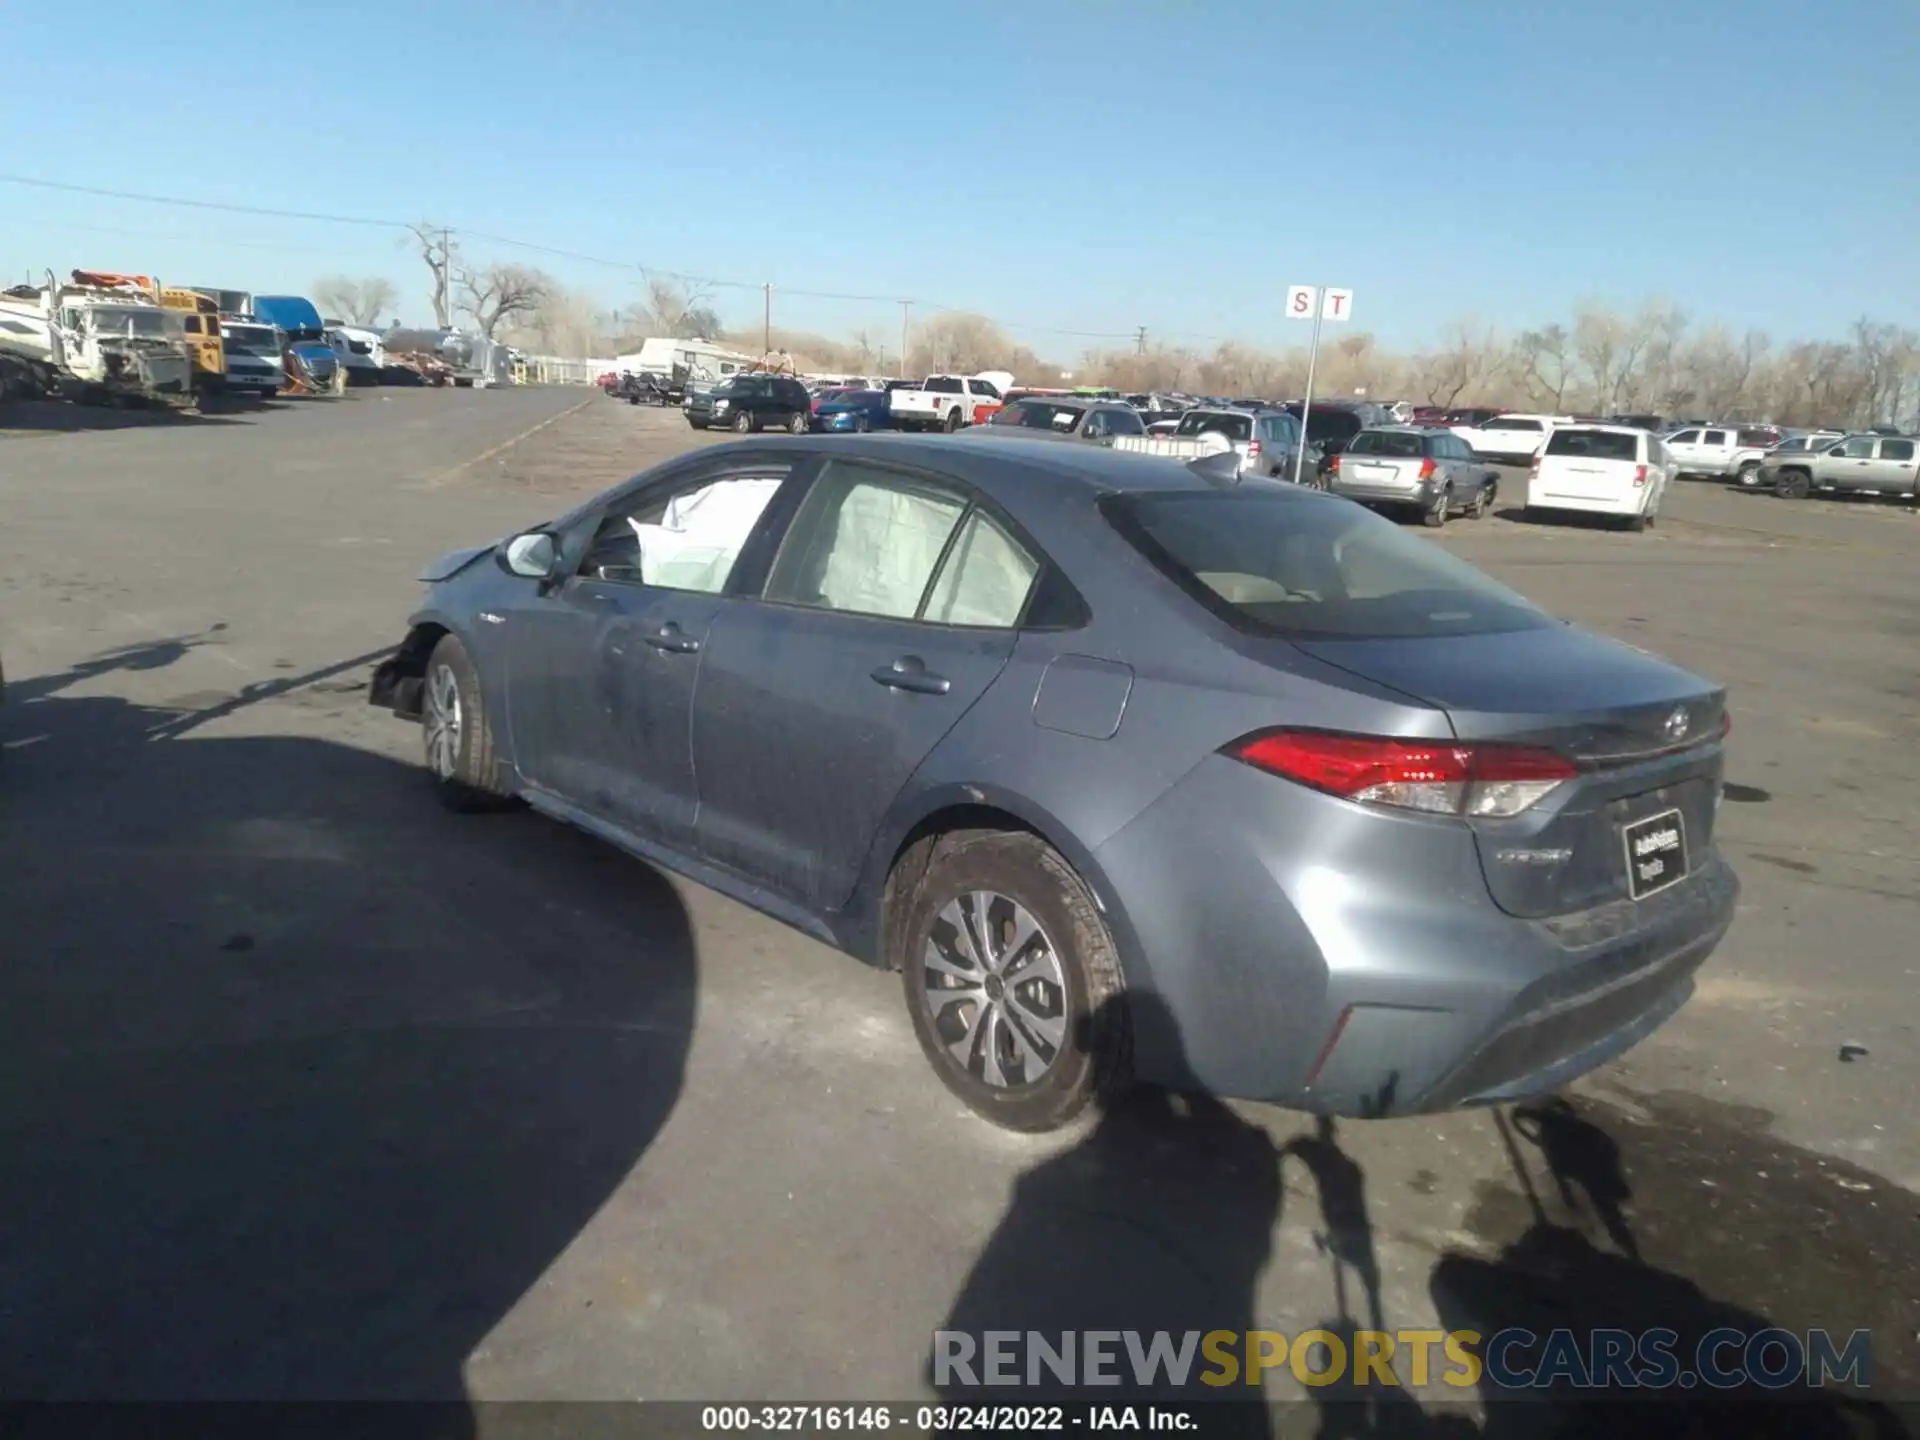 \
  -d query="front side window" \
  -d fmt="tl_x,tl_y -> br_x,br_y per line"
580,471 -> 786,592
1106,408 -> 1145,437
1841,436 -> 1877,458
1667,429 -> 1700,445
764,462 -> 968,619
